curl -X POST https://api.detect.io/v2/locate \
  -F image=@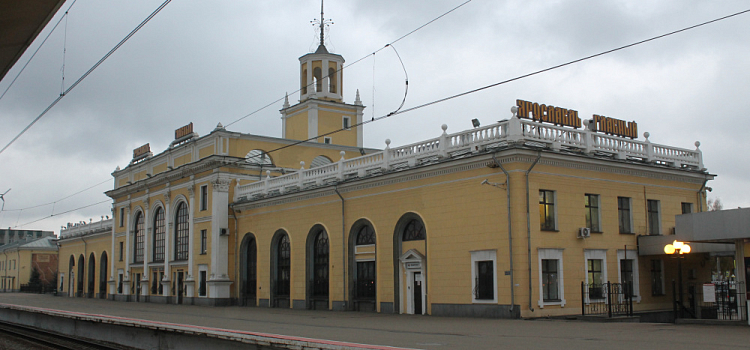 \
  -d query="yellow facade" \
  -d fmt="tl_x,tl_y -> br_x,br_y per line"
1,236 -> 58,292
